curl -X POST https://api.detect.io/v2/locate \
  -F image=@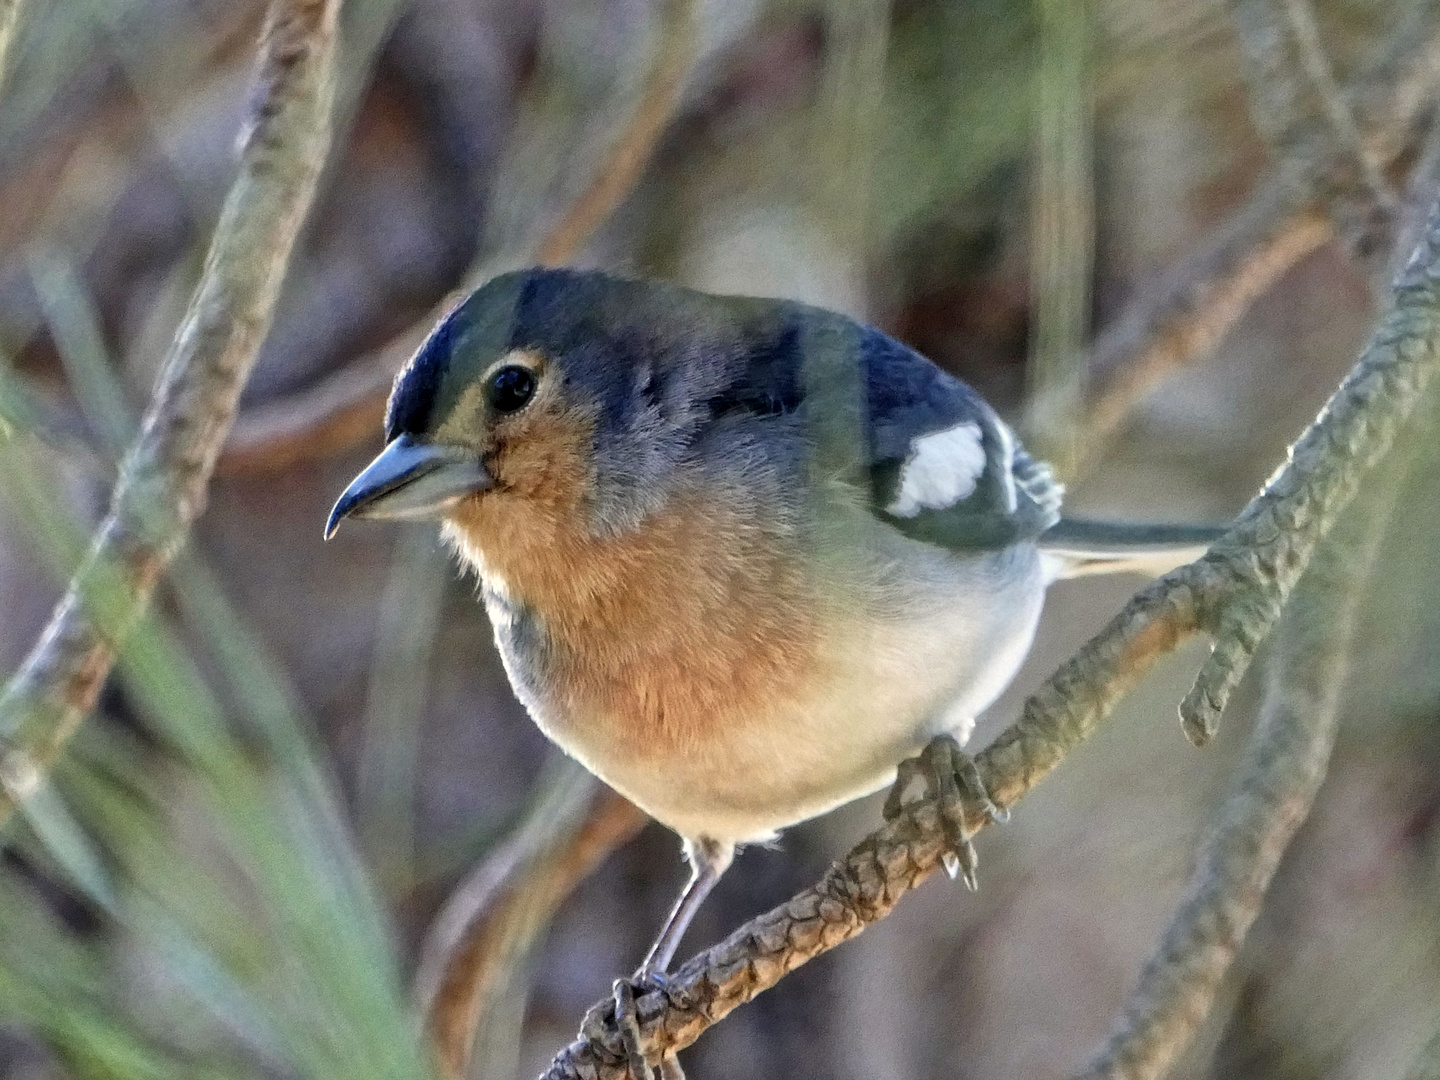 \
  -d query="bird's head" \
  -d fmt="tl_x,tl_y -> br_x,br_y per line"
326,268 -> 790,548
